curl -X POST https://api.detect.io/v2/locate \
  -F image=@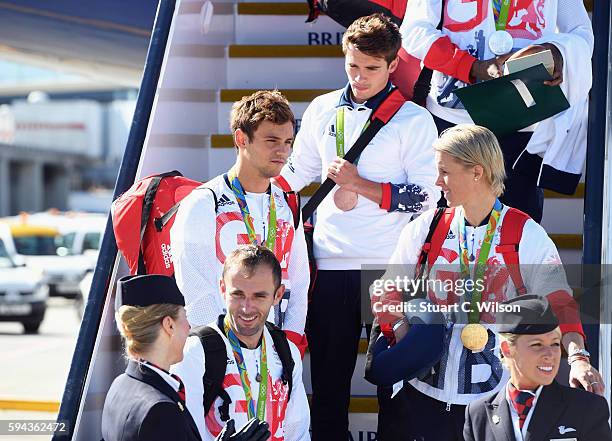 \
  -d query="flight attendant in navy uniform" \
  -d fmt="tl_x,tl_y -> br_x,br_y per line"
101,275 -> 270,441
464,295 -> 612,441
101,274 -> 202,441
